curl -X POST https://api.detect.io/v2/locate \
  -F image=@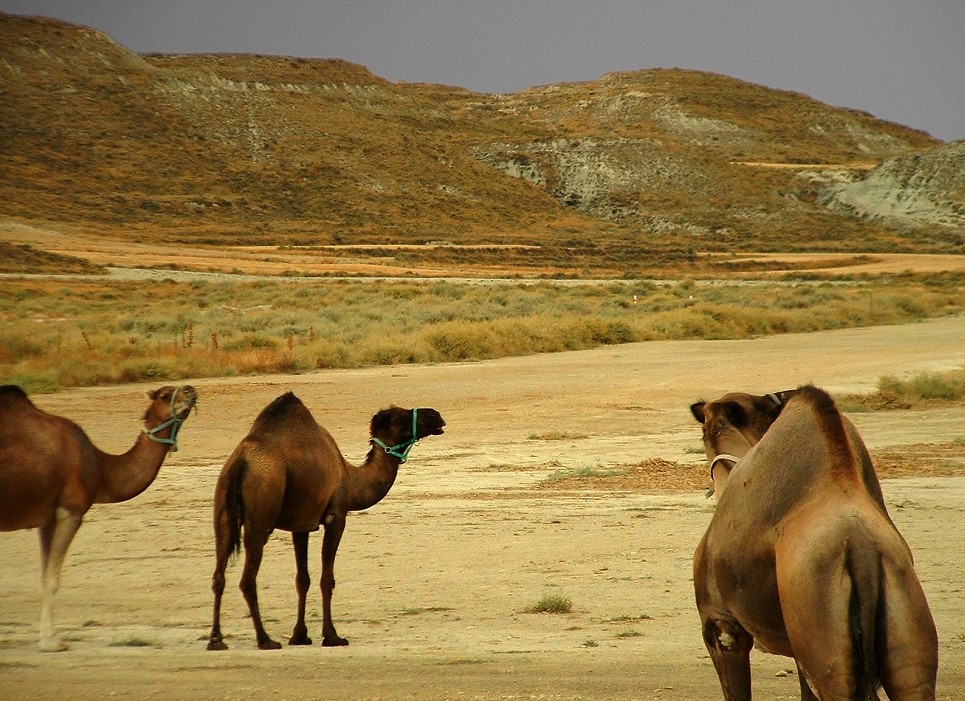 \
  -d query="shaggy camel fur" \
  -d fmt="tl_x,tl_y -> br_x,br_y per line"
690,385 -> 937,701
207,393 -> 445,650
0,384 -> 197,651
